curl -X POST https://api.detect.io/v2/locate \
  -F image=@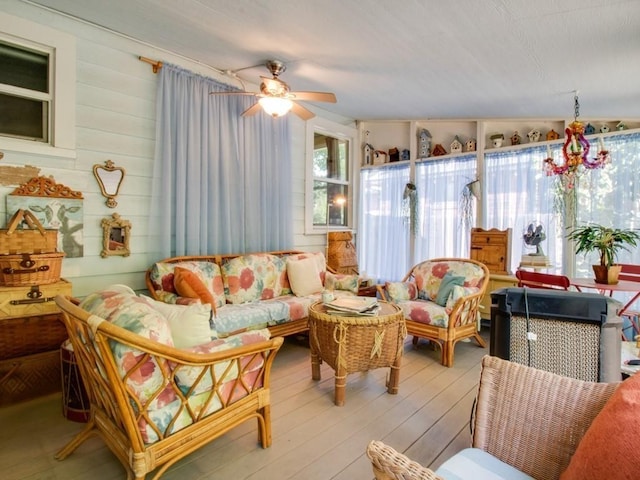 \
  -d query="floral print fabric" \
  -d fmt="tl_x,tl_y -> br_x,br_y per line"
221,254 -> 286,304
324,272 -> 360,294
149,261 -> 226,309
